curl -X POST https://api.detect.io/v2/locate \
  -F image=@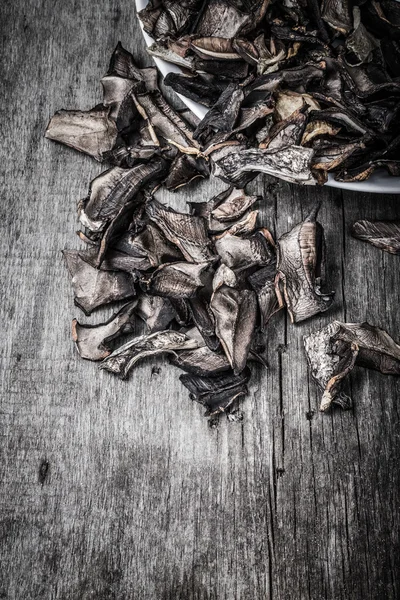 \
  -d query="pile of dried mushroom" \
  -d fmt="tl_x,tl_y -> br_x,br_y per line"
139,0 -> 400,184
46,43 -> 400,419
